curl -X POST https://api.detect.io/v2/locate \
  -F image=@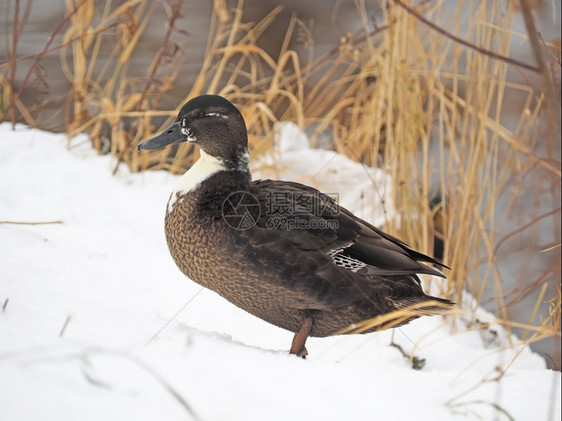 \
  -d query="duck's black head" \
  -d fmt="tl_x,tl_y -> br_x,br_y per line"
138,95 -> 249,170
